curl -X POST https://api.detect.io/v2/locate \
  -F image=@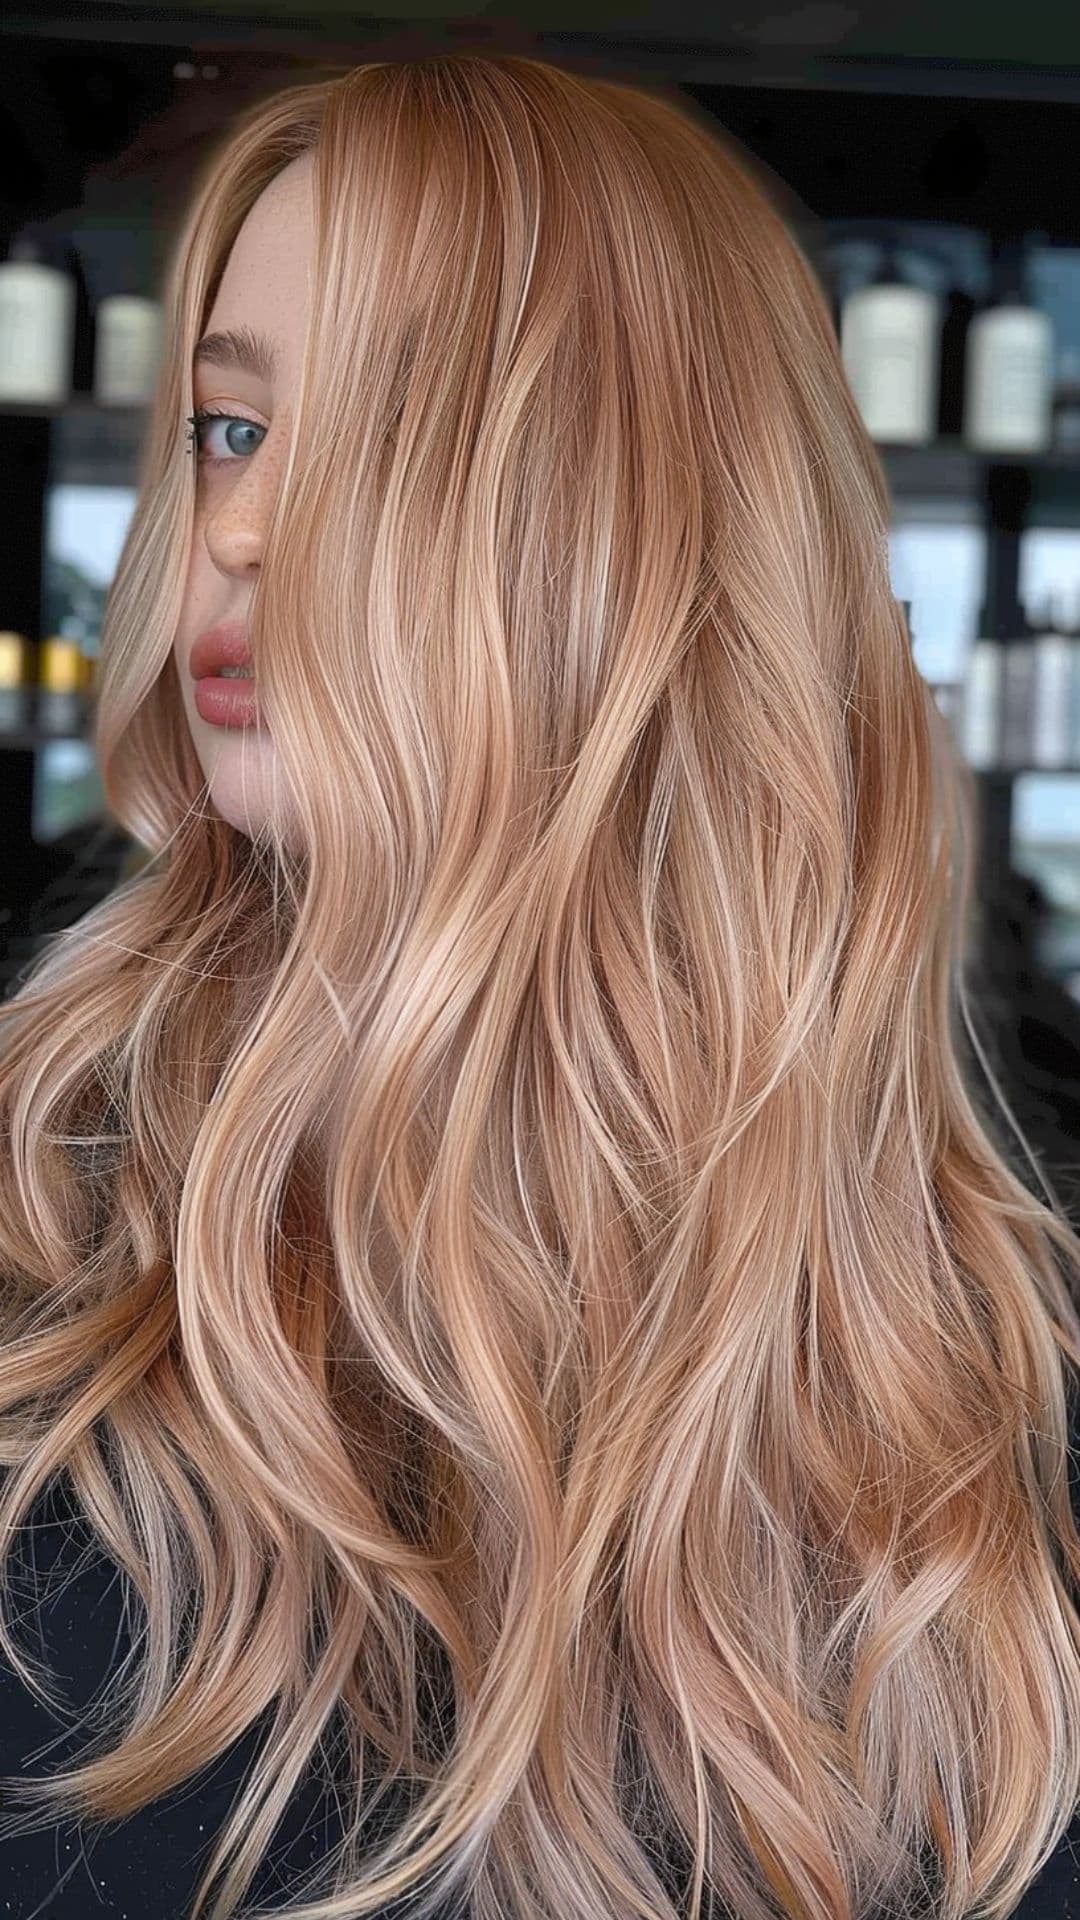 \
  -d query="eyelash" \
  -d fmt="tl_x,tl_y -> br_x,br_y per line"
184,407 -> 265,467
